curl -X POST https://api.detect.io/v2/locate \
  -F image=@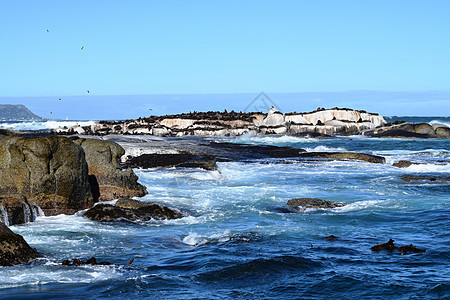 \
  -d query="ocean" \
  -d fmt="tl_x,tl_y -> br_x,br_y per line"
0,117 -> 449,299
